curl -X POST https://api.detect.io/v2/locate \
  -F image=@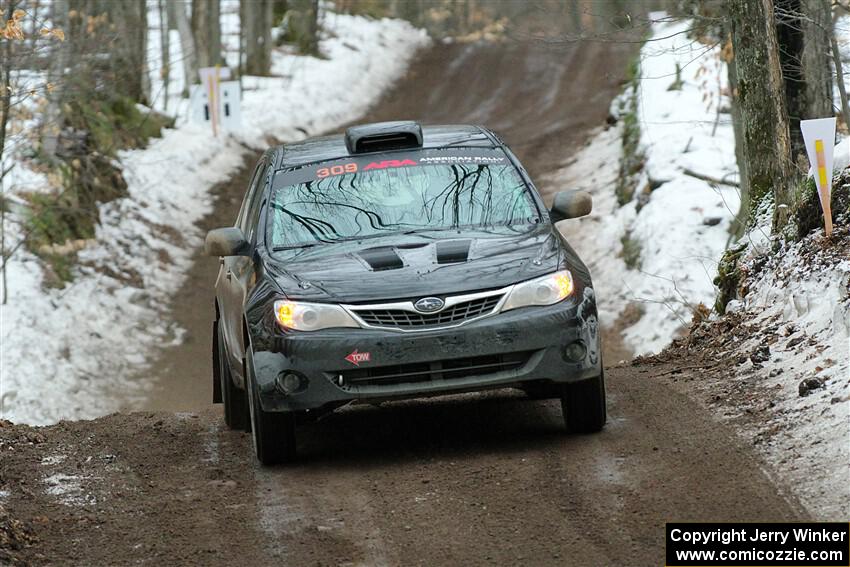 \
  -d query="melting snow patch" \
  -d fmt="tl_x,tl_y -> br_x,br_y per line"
40,455 -> 67,466
43,473 -> 96,507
